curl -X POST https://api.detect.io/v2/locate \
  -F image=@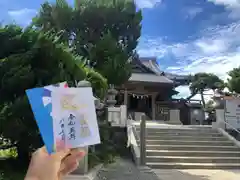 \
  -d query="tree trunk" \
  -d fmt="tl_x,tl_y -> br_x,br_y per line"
200,91 -> 205,108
